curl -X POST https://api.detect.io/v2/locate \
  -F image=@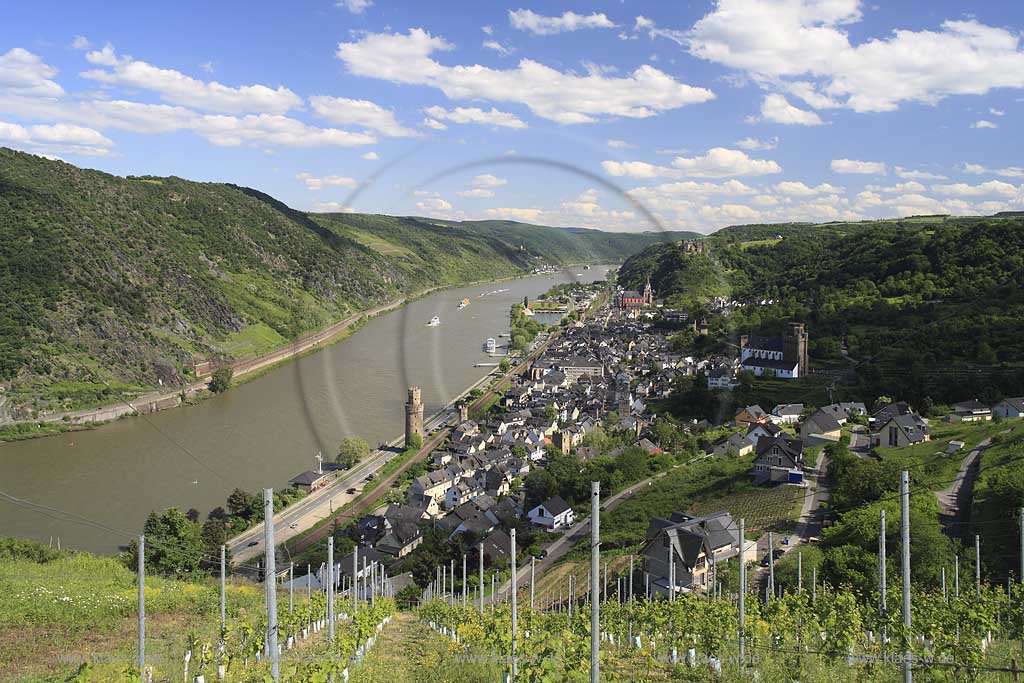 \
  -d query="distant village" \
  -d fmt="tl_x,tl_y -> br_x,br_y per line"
295,272 -> 1024,599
